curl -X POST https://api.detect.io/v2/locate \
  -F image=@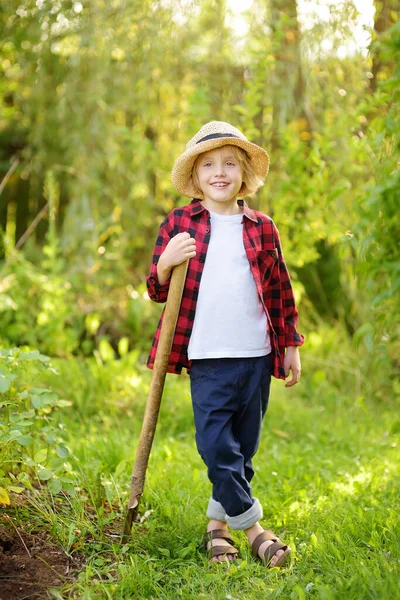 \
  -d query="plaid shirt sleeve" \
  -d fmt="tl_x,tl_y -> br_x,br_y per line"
146,215 -> 174,303
272,222 -> 303,348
